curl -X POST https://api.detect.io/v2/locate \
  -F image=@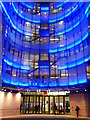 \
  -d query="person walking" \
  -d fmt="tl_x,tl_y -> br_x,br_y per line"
75,105 -> 80,117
